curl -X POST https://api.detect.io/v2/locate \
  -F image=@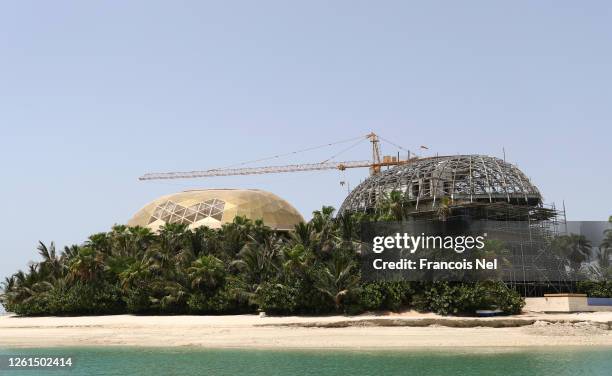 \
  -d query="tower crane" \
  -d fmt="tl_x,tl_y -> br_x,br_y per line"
139,132 -> 421,181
